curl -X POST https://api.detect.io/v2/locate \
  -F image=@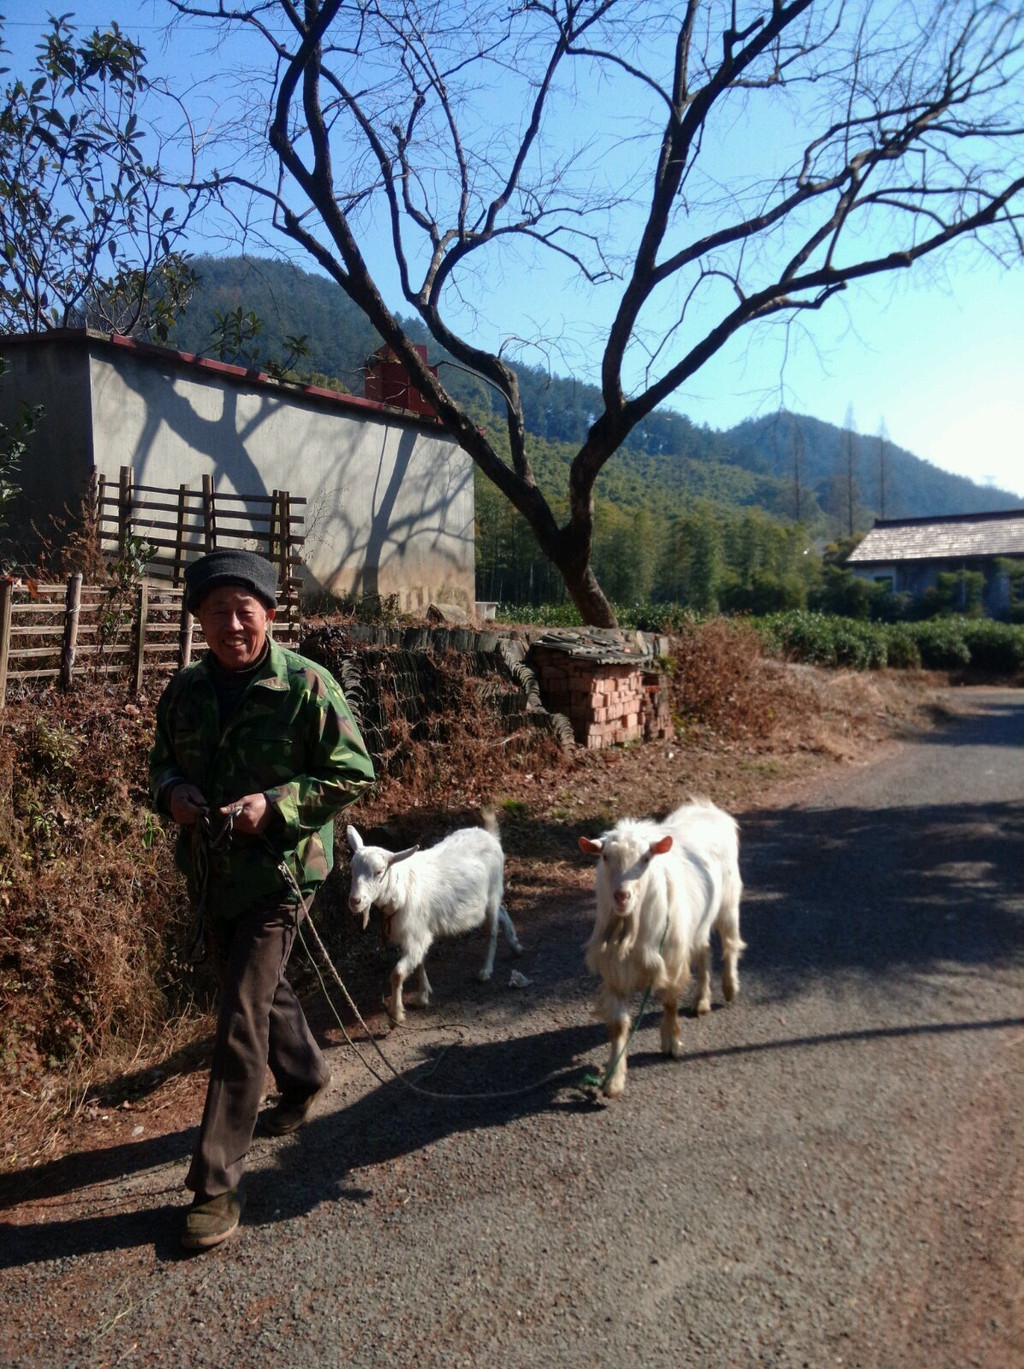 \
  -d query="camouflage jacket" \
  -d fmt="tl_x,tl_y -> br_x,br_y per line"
149,640 -> 375,919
